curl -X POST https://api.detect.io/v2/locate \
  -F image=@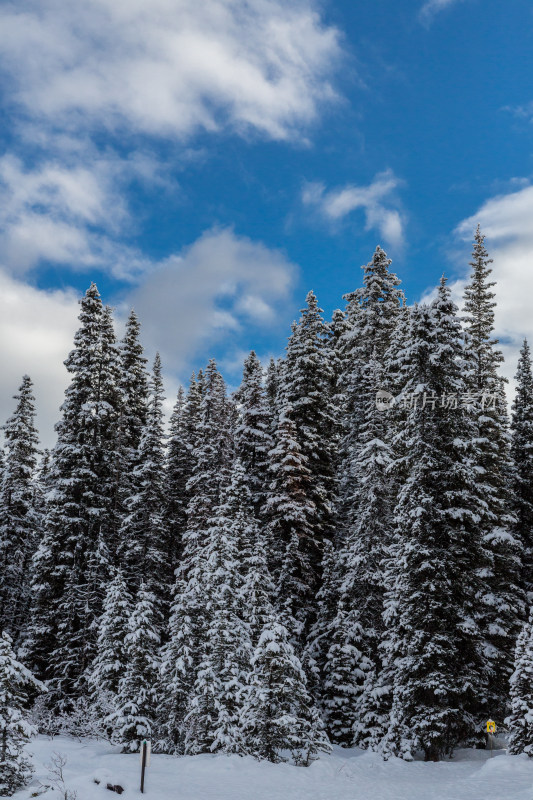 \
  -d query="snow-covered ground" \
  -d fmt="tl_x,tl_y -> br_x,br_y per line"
13,735 -> 533,800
